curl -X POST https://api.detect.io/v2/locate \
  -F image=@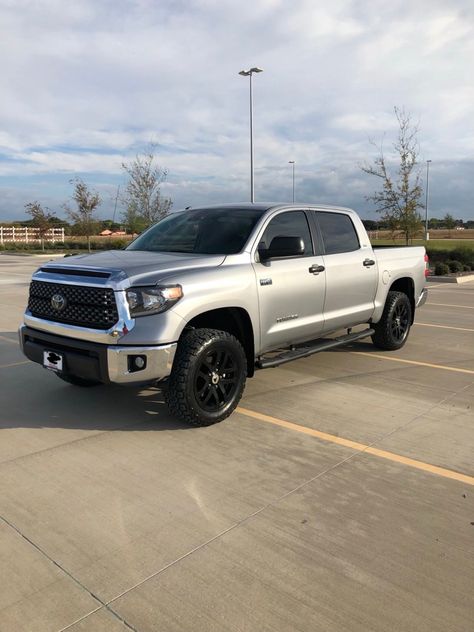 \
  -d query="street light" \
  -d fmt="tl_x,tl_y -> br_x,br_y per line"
238,67 -> 263,203
288,161 -> 295,203
425,159 -> 432,241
